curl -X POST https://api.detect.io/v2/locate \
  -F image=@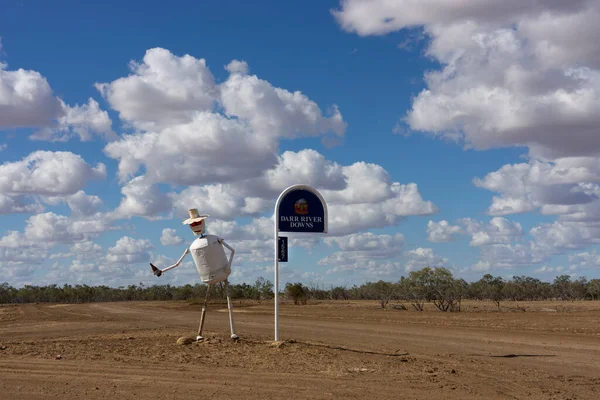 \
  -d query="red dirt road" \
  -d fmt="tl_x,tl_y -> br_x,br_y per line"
1,300 -> 599,399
